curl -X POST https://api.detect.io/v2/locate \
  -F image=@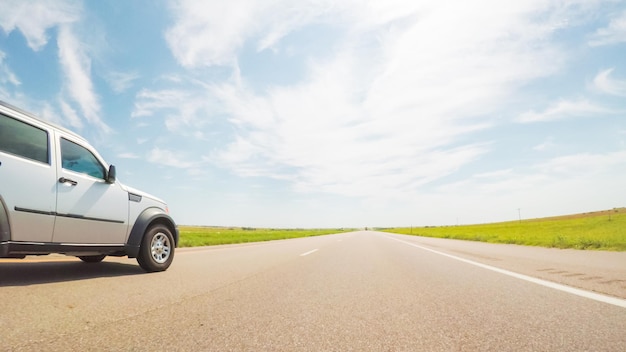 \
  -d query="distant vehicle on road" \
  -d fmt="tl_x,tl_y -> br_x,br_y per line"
0,100 -> 178,272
